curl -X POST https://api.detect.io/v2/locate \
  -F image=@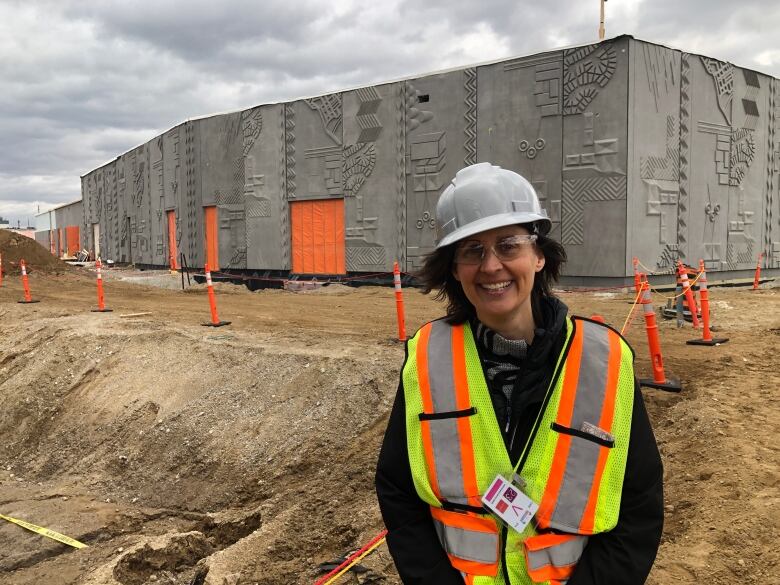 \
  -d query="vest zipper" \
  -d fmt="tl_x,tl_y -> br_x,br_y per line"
501,524 -> 510,584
